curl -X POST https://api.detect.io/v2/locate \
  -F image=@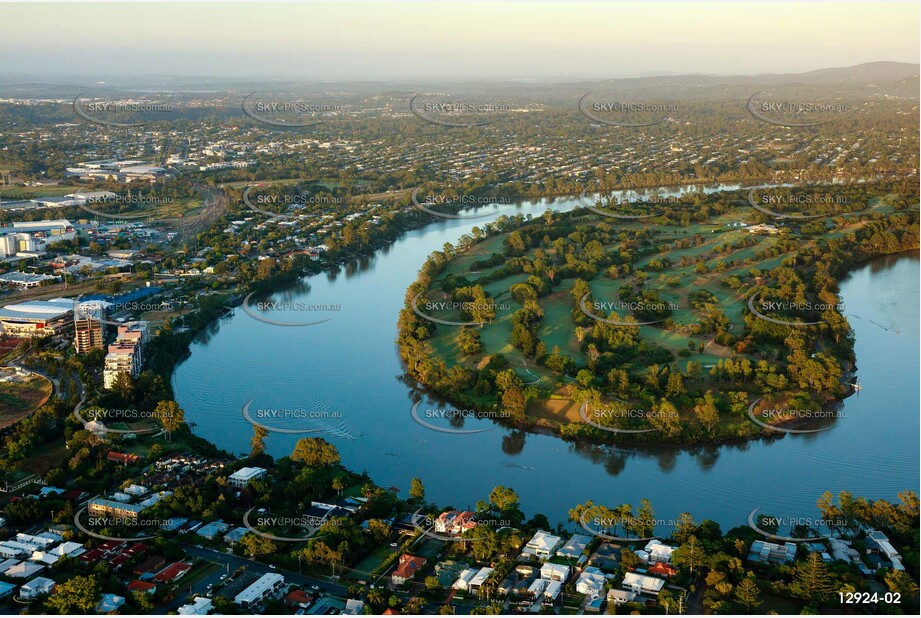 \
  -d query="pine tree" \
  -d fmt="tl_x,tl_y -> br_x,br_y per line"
734,576 -> 761,612
791,553 -> 834,602
673,535 -> 707,574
